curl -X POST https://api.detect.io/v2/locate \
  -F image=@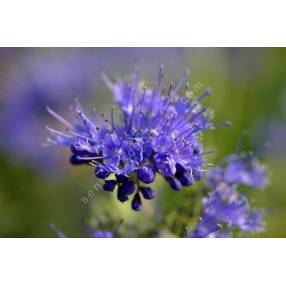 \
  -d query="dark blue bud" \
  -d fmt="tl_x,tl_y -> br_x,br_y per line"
179,172 -> 195,186
154,154 -> 176,177
119,180 -> 135,195
117,190 -> 128,203
103,180 -> 117,192
140,187 -> 156,200
166,177 -> 182,191
175,163 -> 186,176
71,145 -> 86,156
137,165 -> 156,184
95,166 -> 110,179
71,145 -> 79,154
193,169 -> 203,181
131,193 -> 142,211
70,154 -> 86,165
116,174 -> 129,183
